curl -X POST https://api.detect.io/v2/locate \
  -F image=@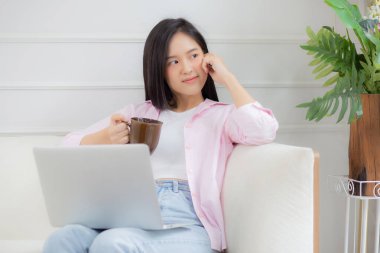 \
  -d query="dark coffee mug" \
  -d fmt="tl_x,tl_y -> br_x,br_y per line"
126,117 -> 163,153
